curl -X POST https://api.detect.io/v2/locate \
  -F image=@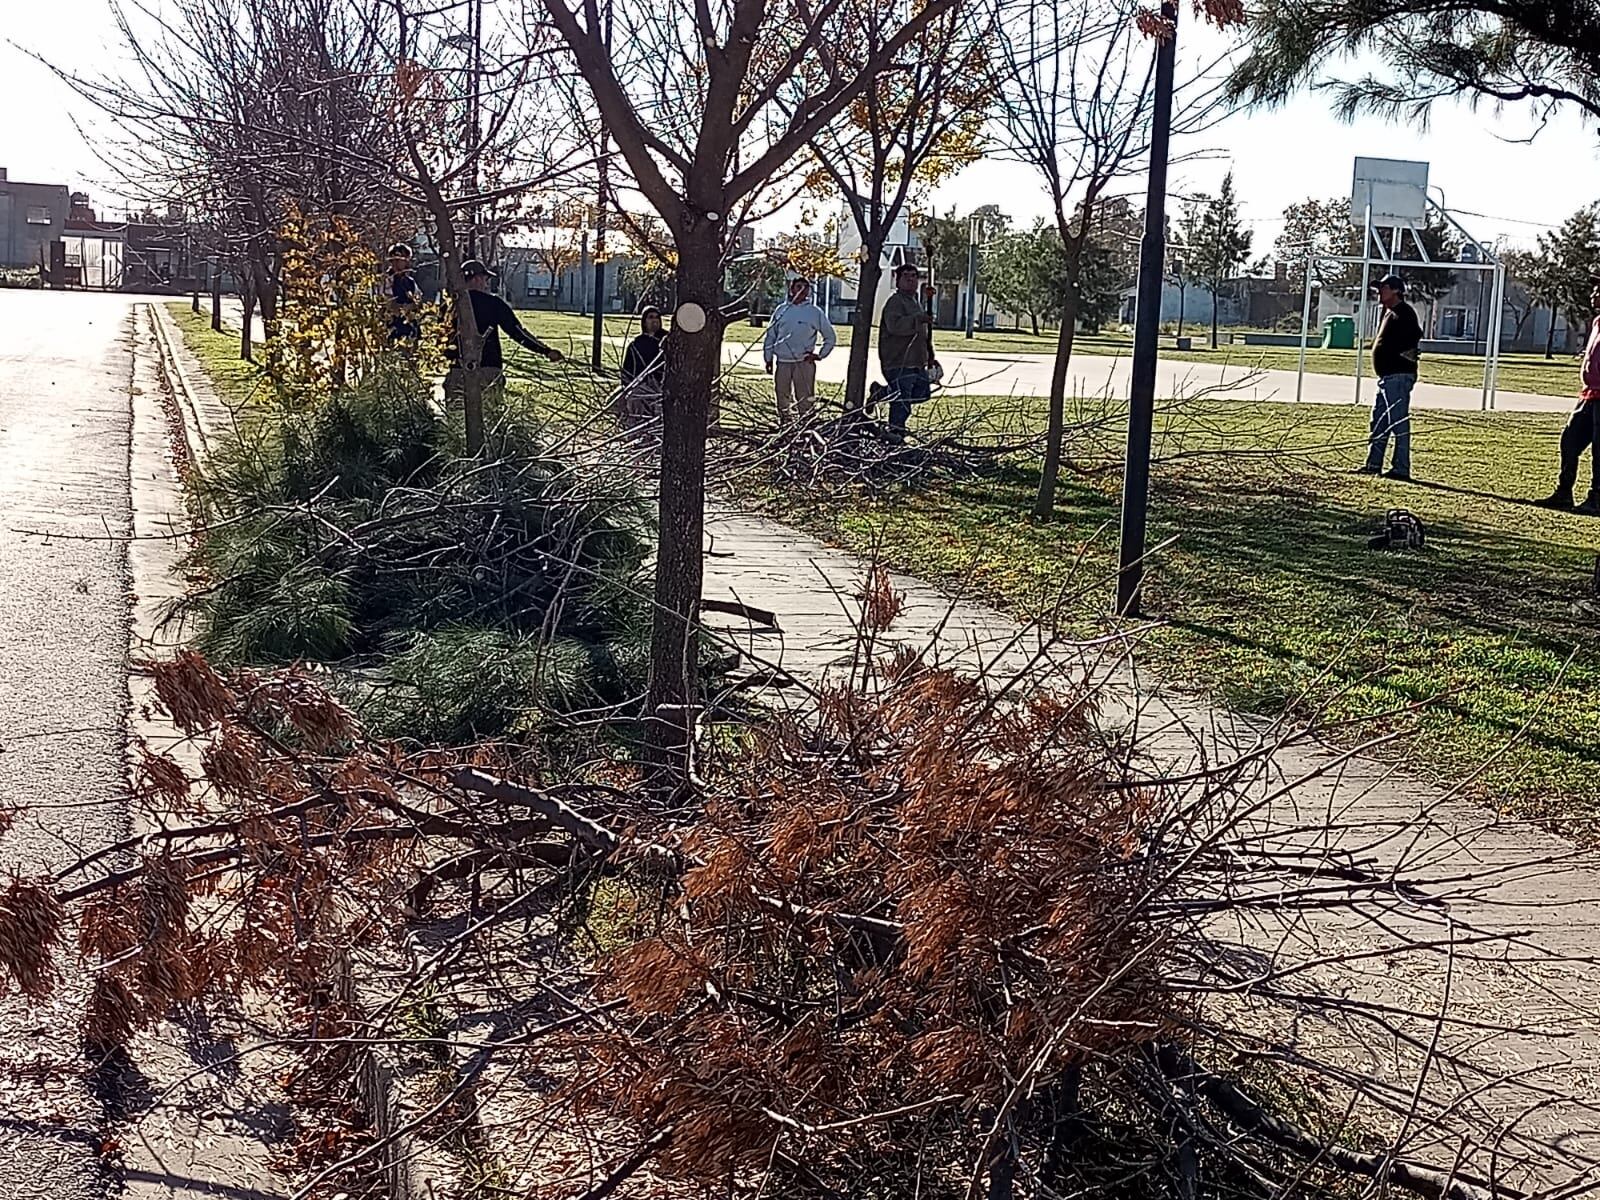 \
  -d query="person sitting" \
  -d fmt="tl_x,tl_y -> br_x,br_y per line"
619,306 -> 667,427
